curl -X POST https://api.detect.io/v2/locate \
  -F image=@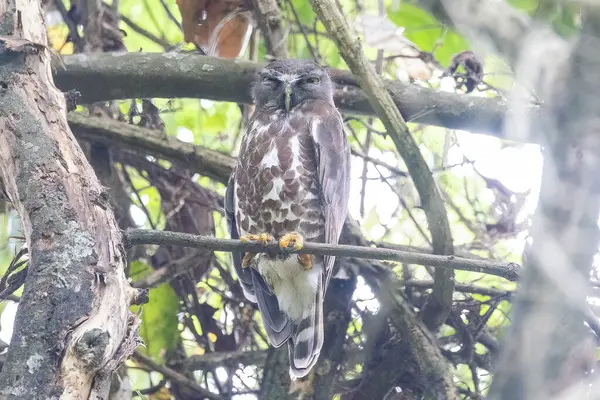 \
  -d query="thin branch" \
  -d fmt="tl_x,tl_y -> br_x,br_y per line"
251,0 -> 288,58
176,350 -> 268,371
120,14 -> 172,50
419,0 -> 533,68
124,229 -> 520,281
131,352 -> 223,400
404,279 -> 513,298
